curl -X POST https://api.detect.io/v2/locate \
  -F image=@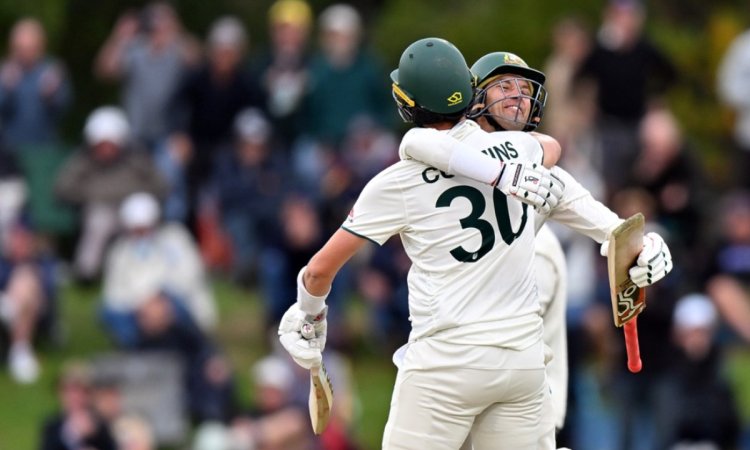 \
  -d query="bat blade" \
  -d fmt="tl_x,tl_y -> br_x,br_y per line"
607,213 -> 646,373
309,363 -> 333,435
